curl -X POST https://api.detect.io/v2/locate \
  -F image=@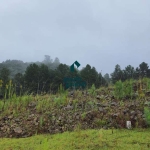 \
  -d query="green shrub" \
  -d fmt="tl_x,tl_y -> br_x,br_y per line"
144,107 -> 150,126
123,79 -> 134,98
114,80 -> 124,99
88,84 -> 96,97
114,79 -> 136,99
58,84 -> 65,95
54,94 -> 67,107
94,119 -> 106,127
